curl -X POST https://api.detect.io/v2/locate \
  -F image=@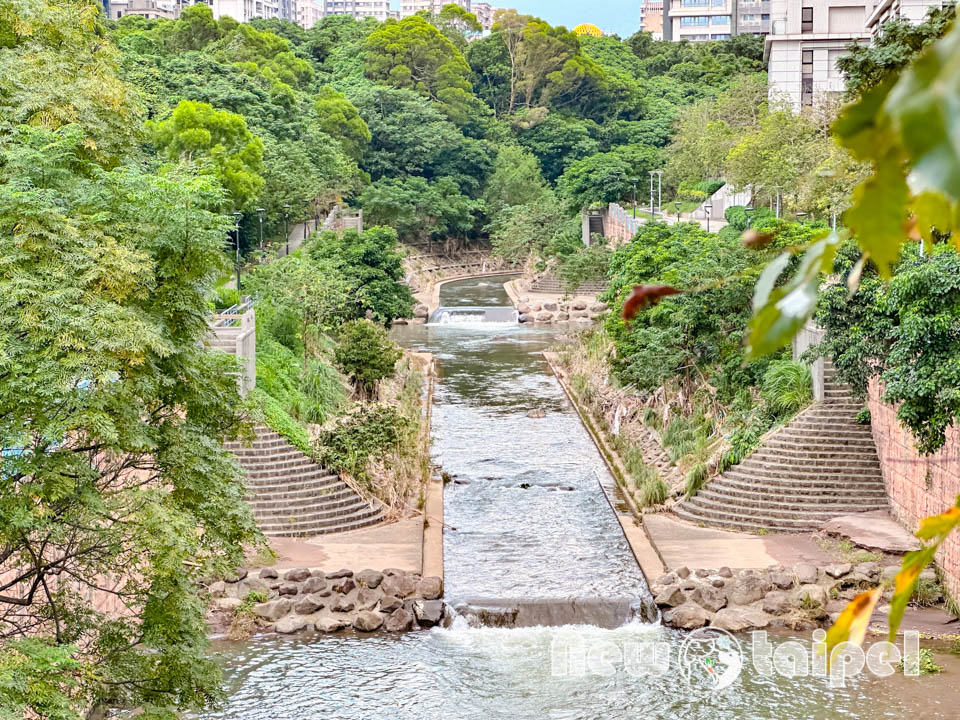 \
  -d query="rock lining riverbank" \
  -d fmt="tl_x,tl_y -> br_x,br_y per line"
651,561 -> 934,632
207,567 -> 446,636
